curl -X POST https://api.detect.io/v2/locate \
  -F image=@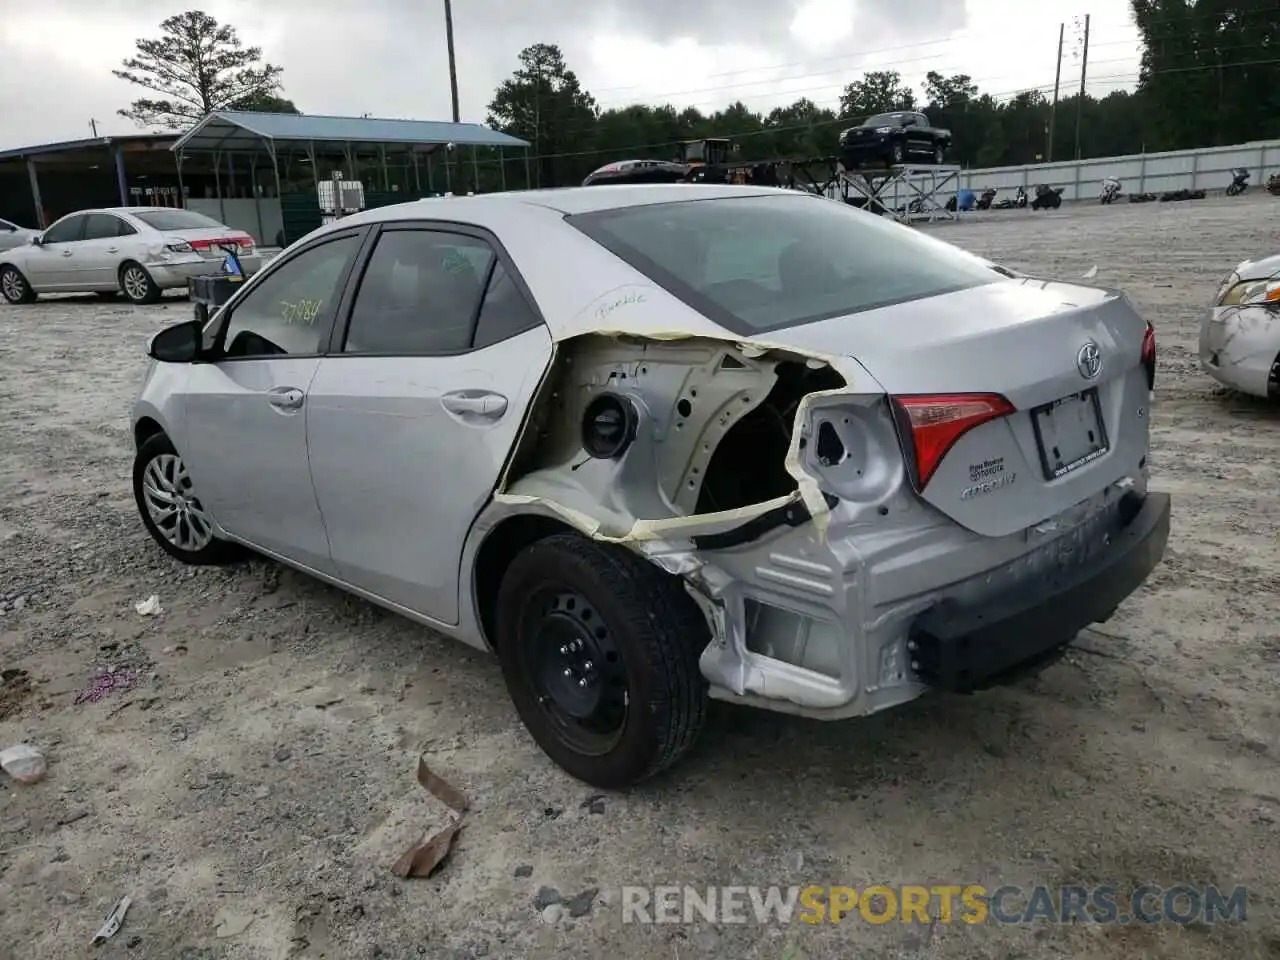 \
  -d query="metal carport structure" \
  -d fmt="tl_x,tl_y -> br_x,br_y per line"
171,111 -> 532,244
